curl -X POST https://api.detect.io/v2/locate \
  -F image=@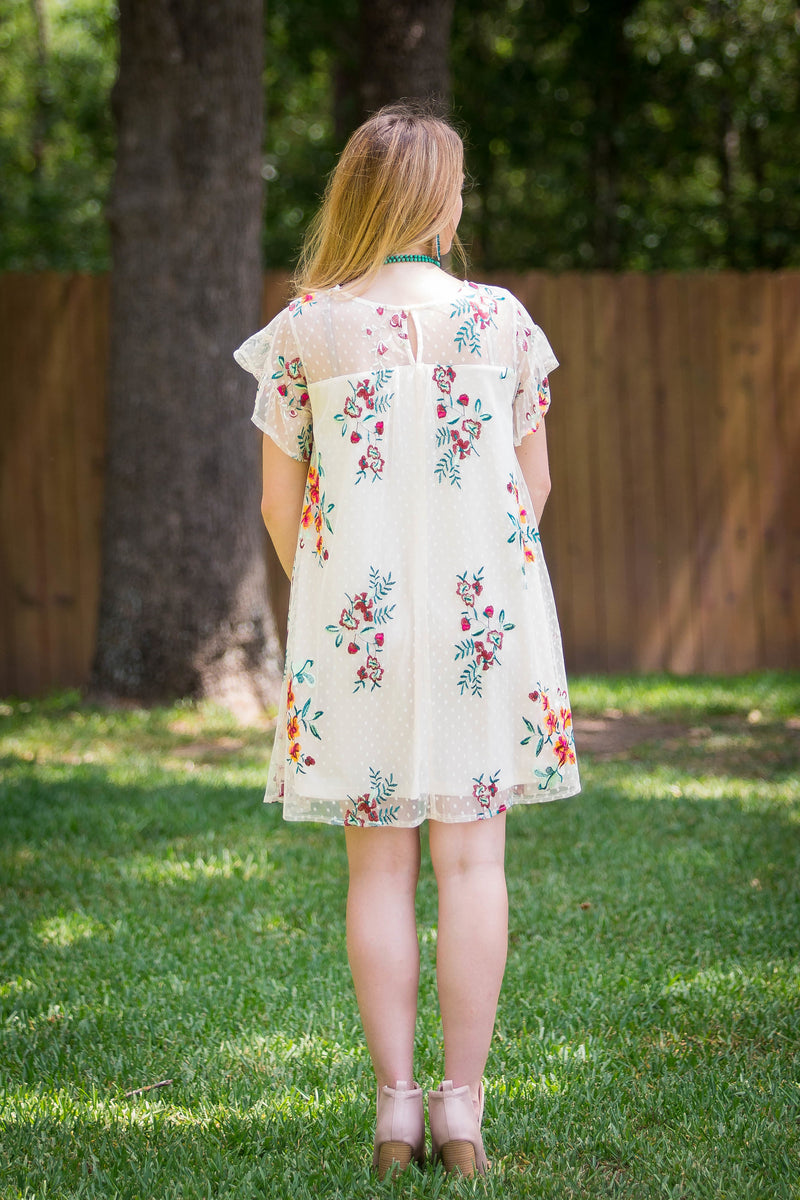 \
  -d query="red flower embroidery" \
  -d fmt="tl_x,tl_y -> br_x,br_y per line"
340,608 -> 359,630
432,365 -> 456,394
